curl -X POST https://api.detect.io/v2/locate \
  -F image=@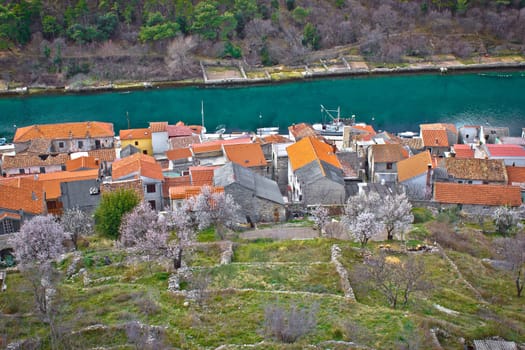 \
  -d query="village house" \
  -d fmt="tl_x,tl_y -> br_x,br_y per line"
397,150 -> 433,199
191,136 -> 251,166
271,141 -> 294,195
189,166 -> 217,186
450,144 -> 475,159
167,123 -> 201,150
434,158 -> 508,185
119,128 -> 153,156
480,126 -> 509,144
166,148 -> 193,173
168,185 -> 223,210
222,143 -> 270,178
506,166 -> 525,202
367,143 -> 408,183
483,144 -> 525,166
109,153 -> 164,210
214,162 -> 286,223
420,123 -> 458,157
458,125 -> 481,144
433,182 -> 522,209
337,151 -> 365,183
342,124 -> 376,150
149,122 -> 169,156
13,122 -> 115,154
286,136 -> 345,205
1,152 -> 69,177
